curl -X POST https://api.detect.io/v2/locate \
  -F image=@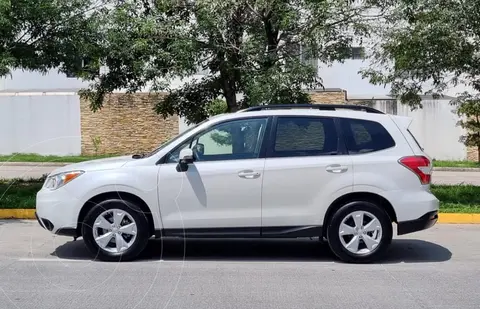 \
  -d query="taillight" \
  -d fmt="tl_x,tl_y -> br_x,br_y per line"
398,156 -> 432,185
